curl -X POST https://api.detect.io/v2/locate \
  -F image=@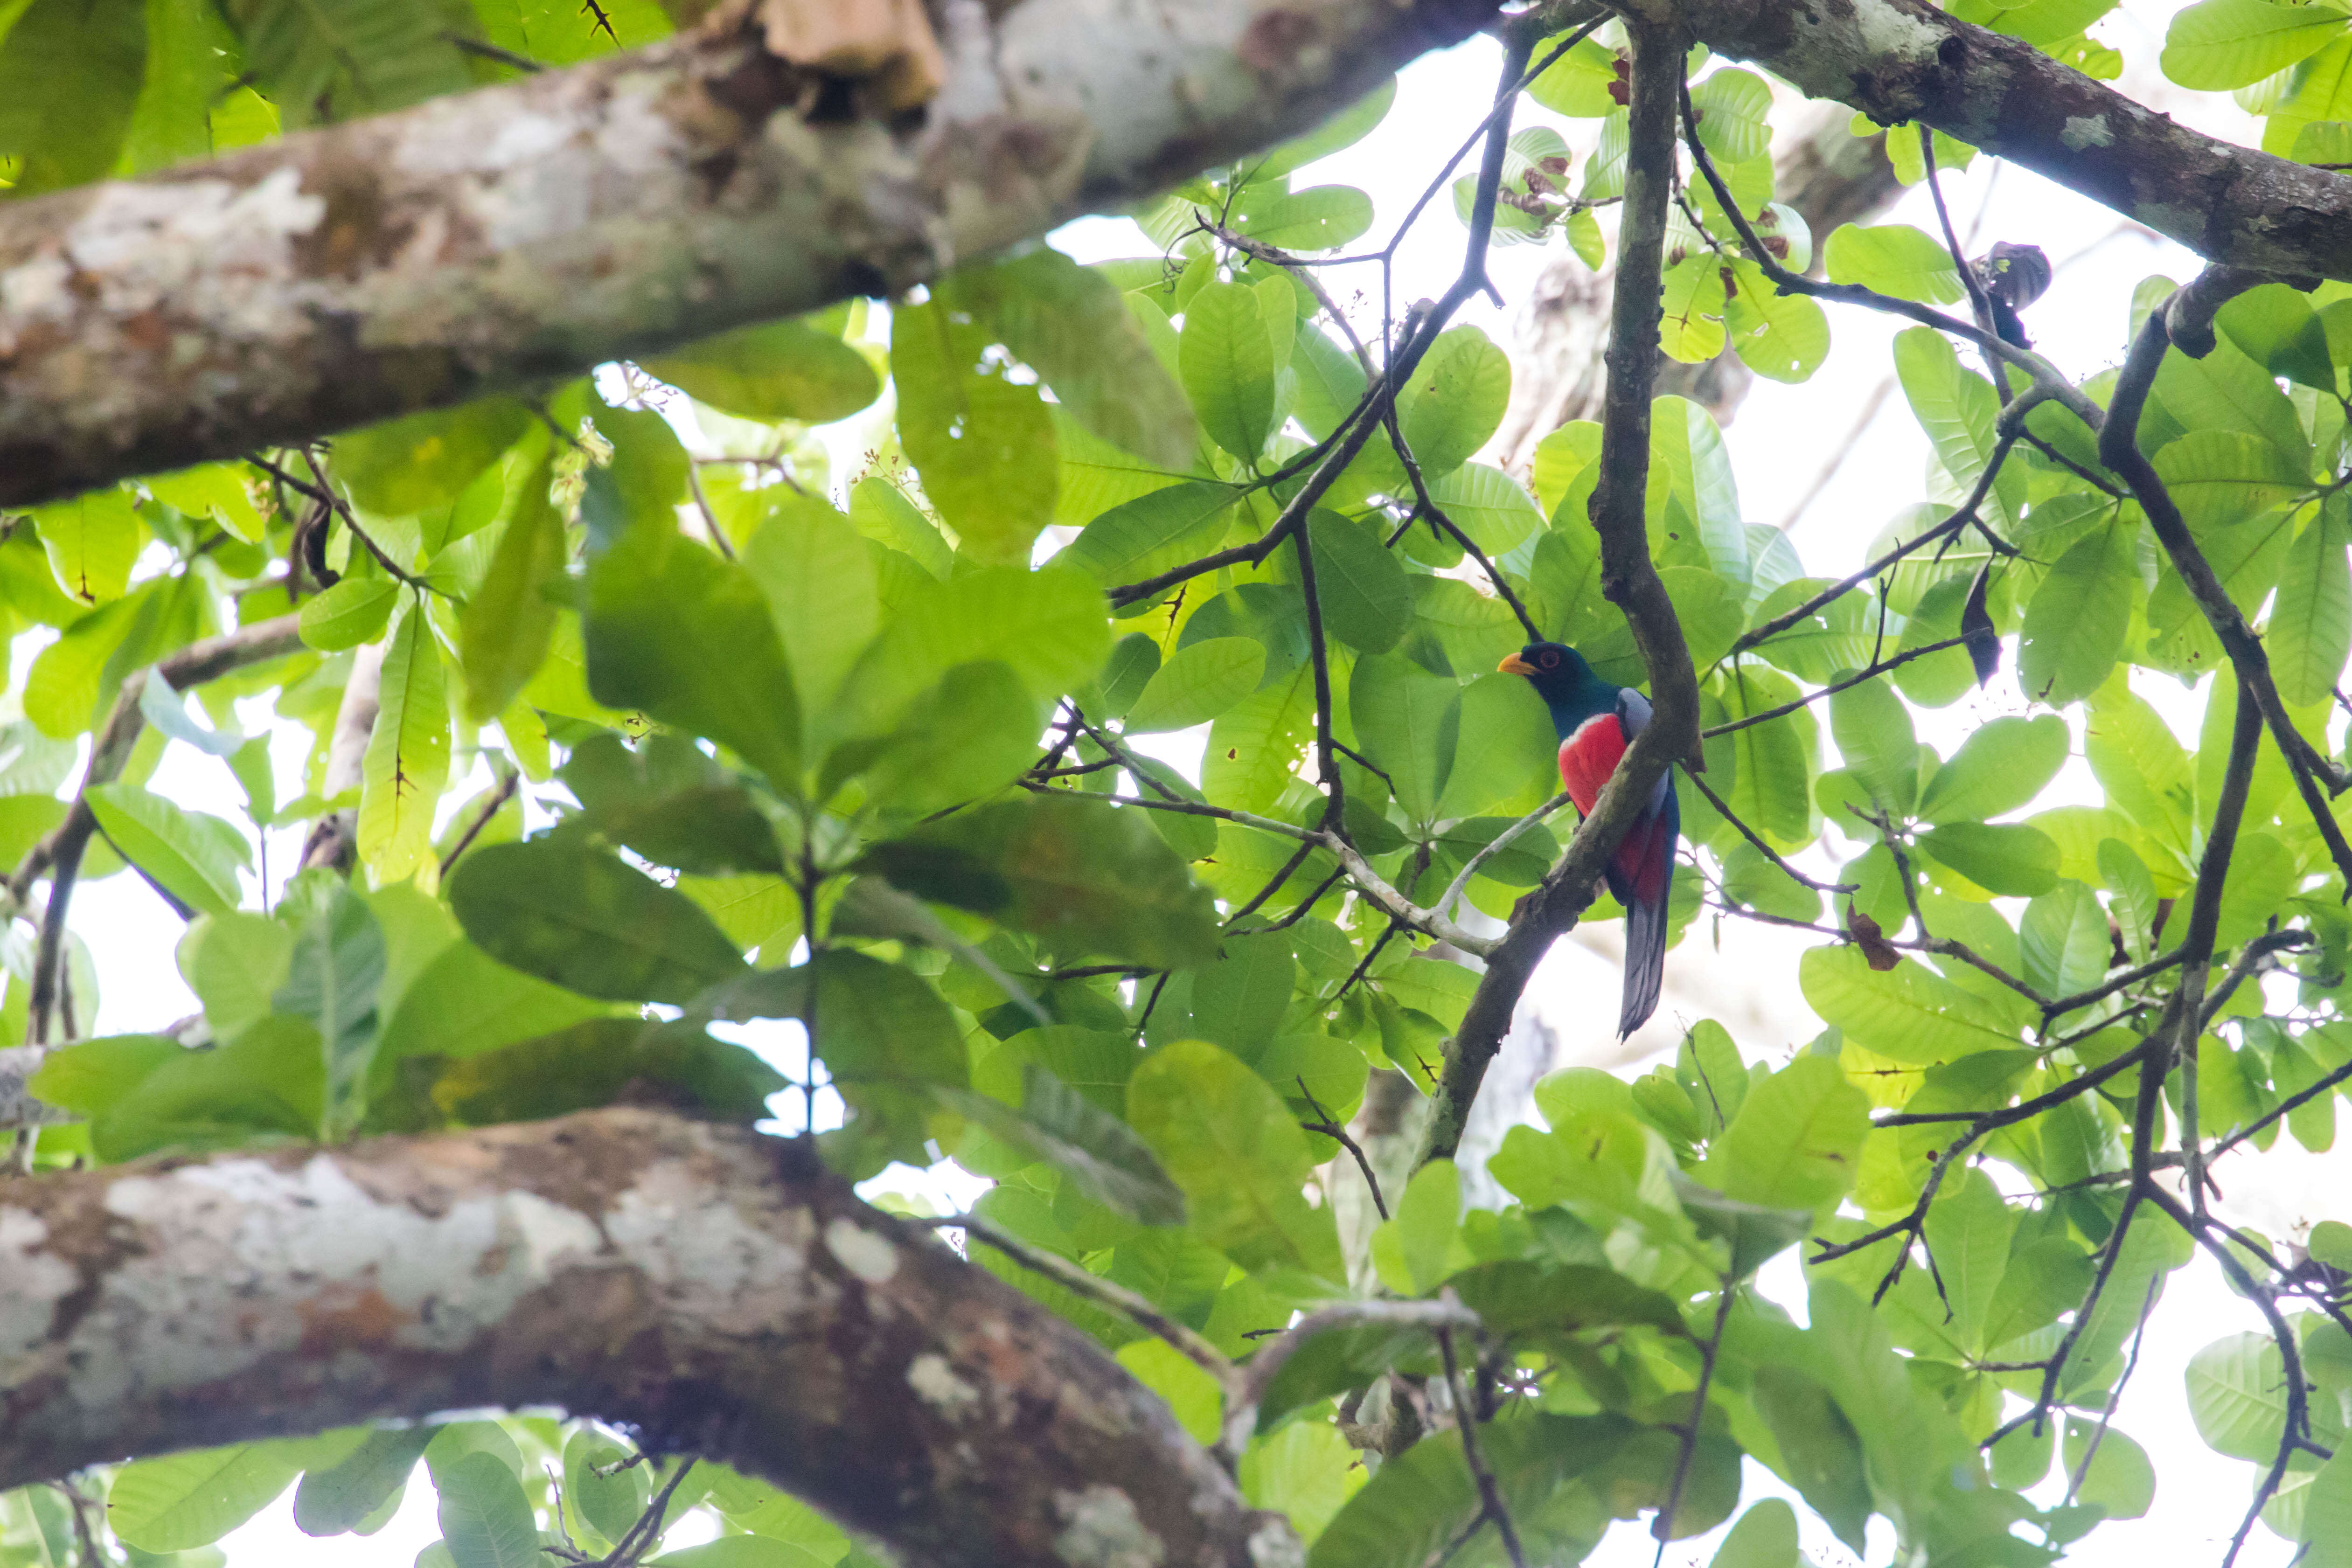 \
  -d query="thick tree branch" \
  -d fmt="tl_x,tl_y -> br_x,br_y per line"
0,0 -> 1502,508
1661,0 -> 2352,280
0,1109 -> 1284,1568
